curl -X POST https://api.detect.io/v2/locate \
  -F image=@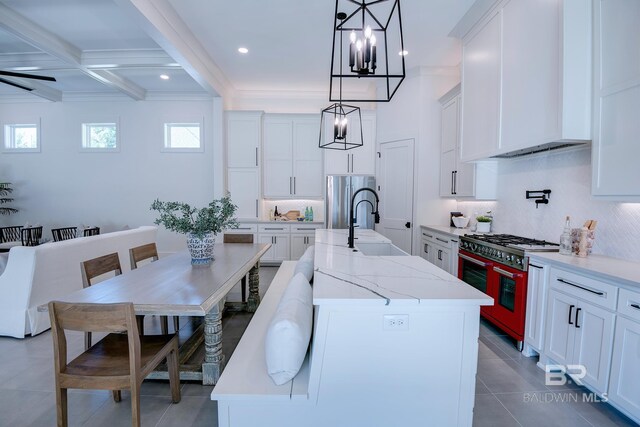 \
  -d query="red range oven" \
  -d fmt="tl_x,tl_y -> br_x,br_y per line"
457,234 -> 559,351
